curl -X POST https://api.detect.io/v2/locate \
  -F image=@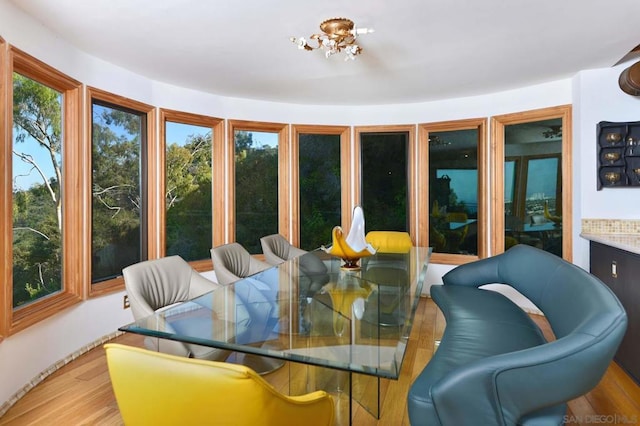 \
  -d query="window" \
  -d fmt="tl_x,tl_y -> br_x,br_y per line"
161,110 -> 223,268
354,126 -> 416,238
88,88 -> 155,295
506,147 -> 562,256
491,106 -> 572,260
228,121 -> 288,254
292,125 -> 350,250
2,46 -> 82,335
419,119 -> 487,263
12,74 -> 64,308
